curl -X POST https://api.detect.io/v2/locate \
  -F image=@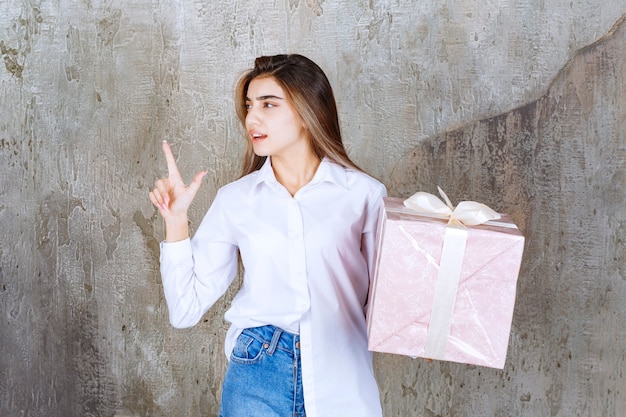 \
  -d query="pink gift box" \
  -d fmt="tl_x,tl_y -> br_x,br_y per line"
366,197 -> 524,369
